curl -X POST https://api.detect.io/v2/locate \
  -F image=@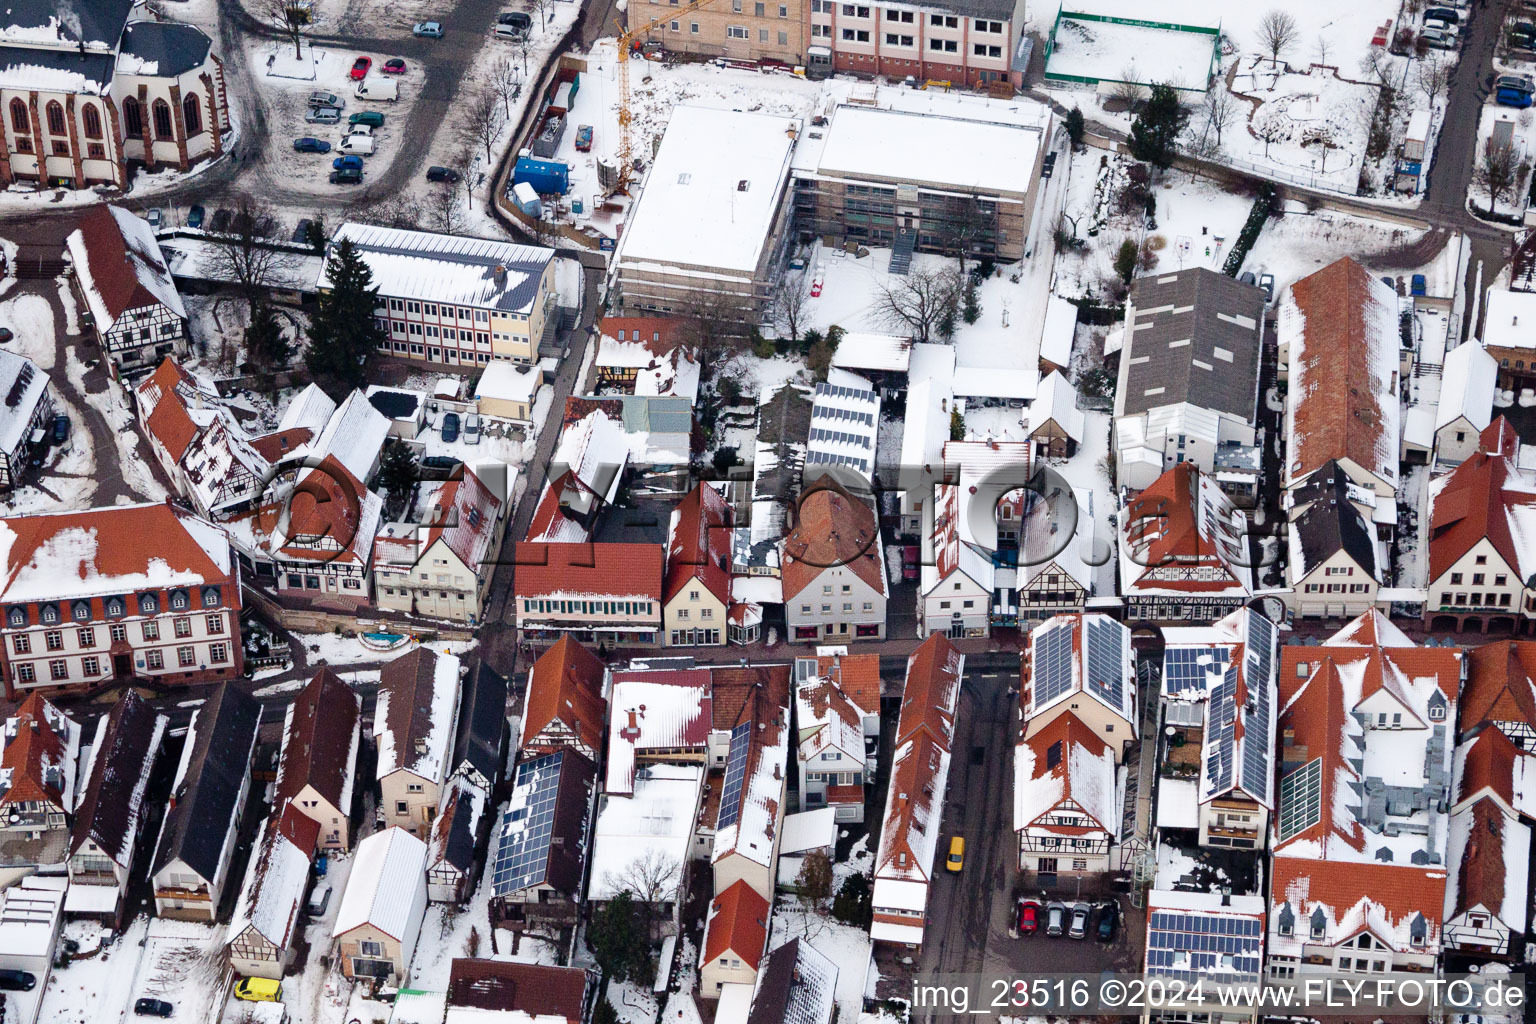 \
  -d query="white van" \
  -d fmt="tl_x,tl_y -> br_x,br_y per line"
354,78 -> 399,102
339,135 -> 375,156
